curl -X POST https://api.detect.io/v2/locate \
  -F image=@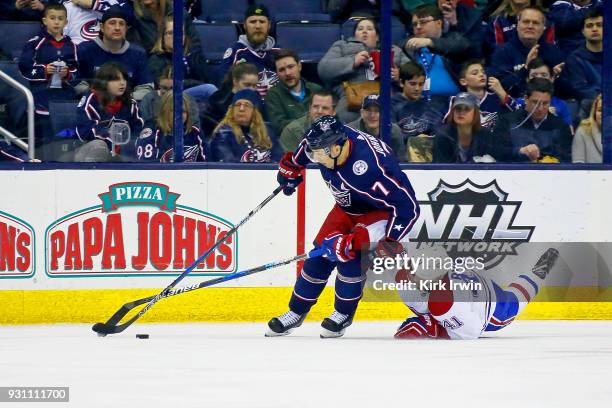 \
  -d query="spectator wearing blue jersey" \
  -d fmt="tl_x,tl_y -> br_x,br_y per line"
488,7 -> 564,98
76,7 -> 154,101
433,92 -> 498,163
562,8 -> 602,103
136,92 -> 205,162
18,2 -> 77,144
547,0 -> 601,58
75,62 -> 144,161
210,89 -> 281,163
